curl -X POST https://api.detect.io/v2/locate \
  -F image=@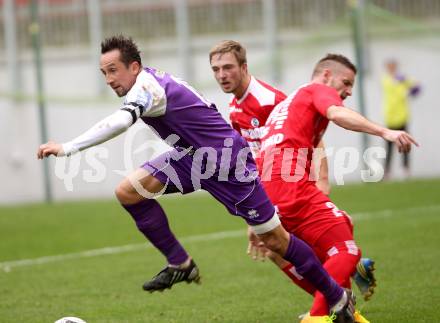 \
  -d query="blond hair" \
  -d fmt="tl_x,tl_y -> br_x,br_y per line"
209,40 -> 247,66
